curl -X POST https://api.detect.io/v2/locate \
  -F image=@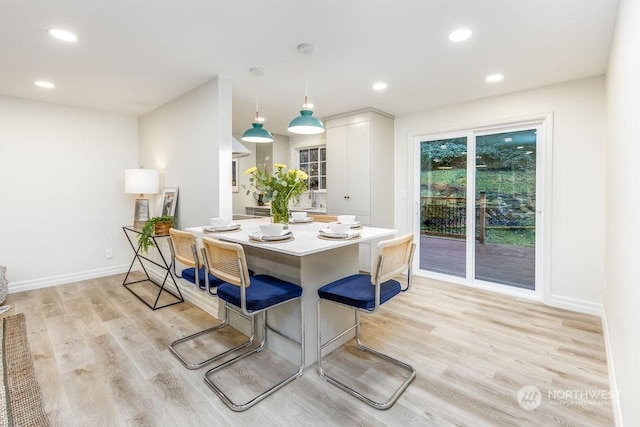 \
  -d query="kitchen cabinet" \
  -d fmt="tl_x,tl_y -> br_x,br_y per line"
326,122 -> 371,216
325,108 -> 395,271
245,206 -> 271,217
